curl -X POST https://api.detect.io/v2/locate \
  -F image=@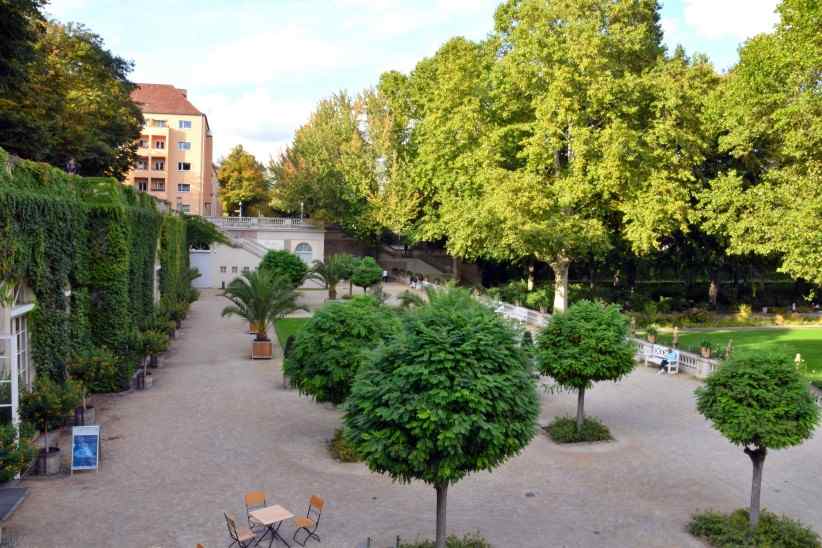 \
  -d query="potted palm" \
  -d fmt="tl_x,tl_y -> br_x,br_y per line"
221,270 -> 302,359
142,329 -> 169,369
646,324 -> 659,343
699,339 -> 716,358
